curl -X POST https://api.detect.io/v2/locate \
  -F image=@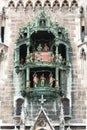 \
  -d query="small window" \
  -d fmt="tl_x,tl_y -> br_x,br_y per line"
1,26 -> 5,43
62,98 -> 70,115
81,26 -> 85,42
80,6 -> 84,14
80,48 -> 86,60
16,98 -> 24,115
